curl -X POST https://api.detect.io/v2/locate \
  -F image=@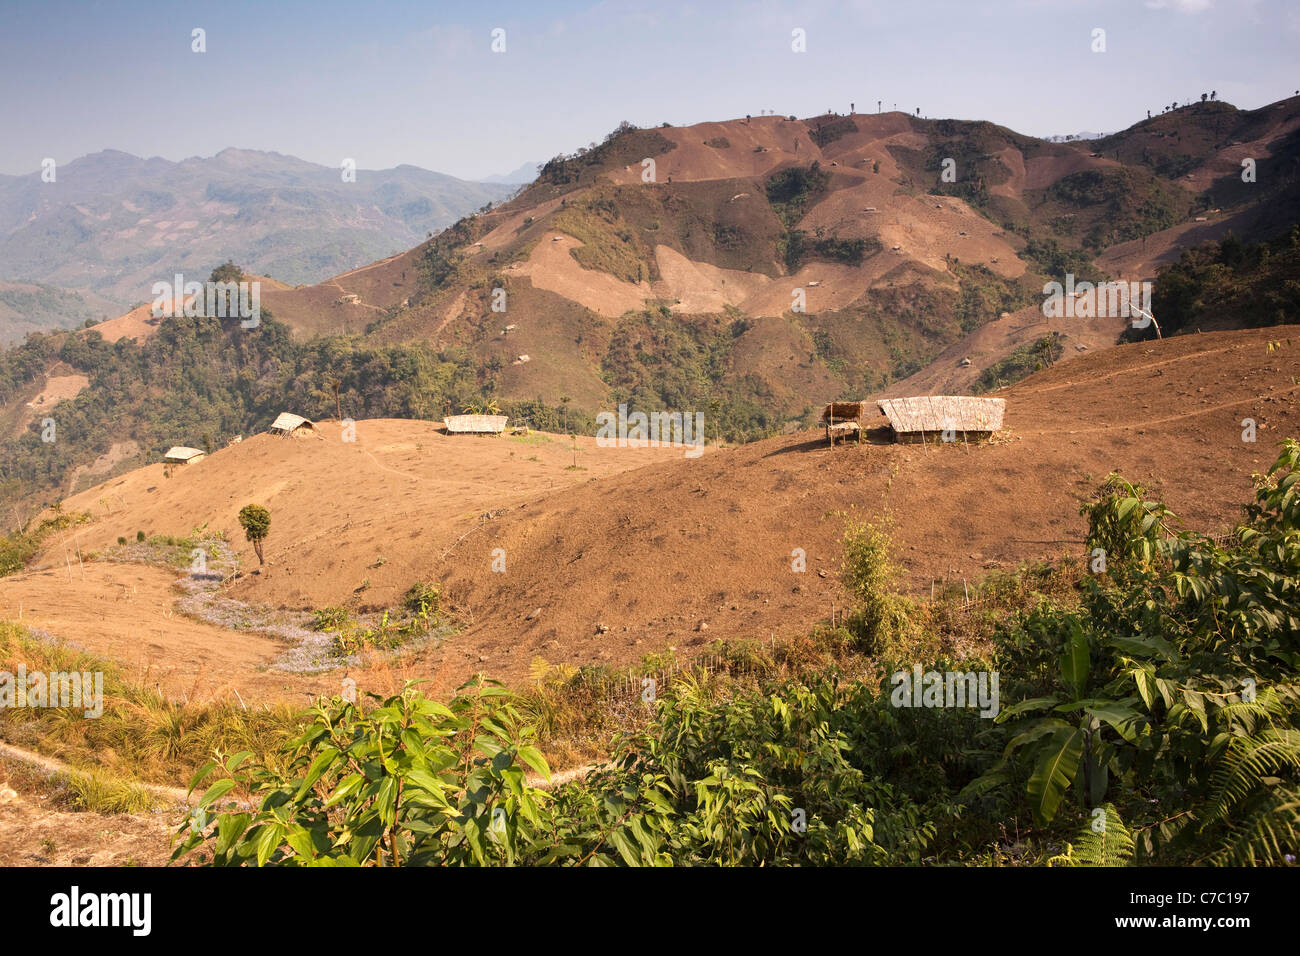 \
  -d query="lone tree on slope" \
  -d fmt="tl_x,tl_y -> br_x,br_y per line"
238,504 -> 271,566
